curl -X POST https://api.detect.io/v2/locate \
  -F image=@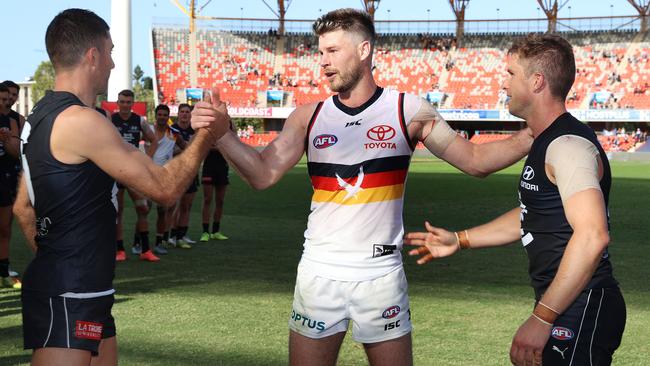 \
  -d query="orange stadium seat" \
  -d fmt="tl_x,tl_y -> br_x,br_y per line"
152,28 -> 650,109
